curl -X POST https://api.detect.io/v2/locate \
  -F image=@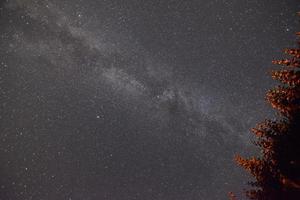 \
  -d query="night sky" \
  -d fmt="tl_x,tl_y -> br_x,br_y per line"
0,0 -> 299,199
